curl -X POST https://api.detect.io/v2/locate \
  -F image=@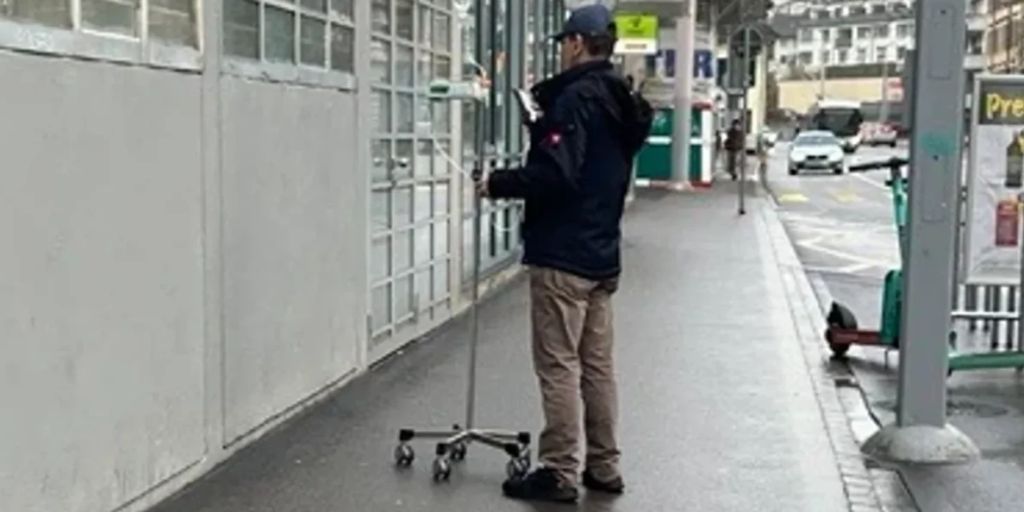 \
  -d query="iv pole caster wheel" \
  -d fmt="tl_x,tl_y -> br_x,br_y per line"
394,444 -> 415,467
450,442 -> 468,462
516,446 -> 531,467
432,457 -> 452,482
506,457 -> 530,480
